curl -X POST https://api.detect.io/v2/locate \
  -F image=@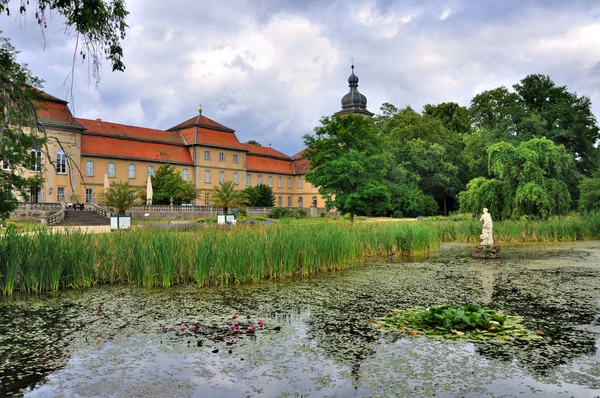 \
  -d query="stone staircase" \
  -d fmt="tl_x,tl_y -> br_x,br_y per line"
57,210 -> 110,226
